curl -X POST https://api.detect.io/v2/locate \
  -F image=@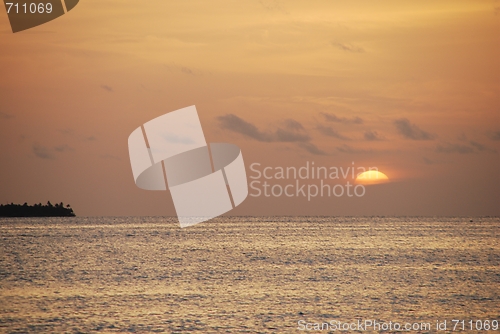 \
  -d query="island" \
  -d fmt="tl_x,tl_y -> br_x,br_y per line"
0,202 -> 76,217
